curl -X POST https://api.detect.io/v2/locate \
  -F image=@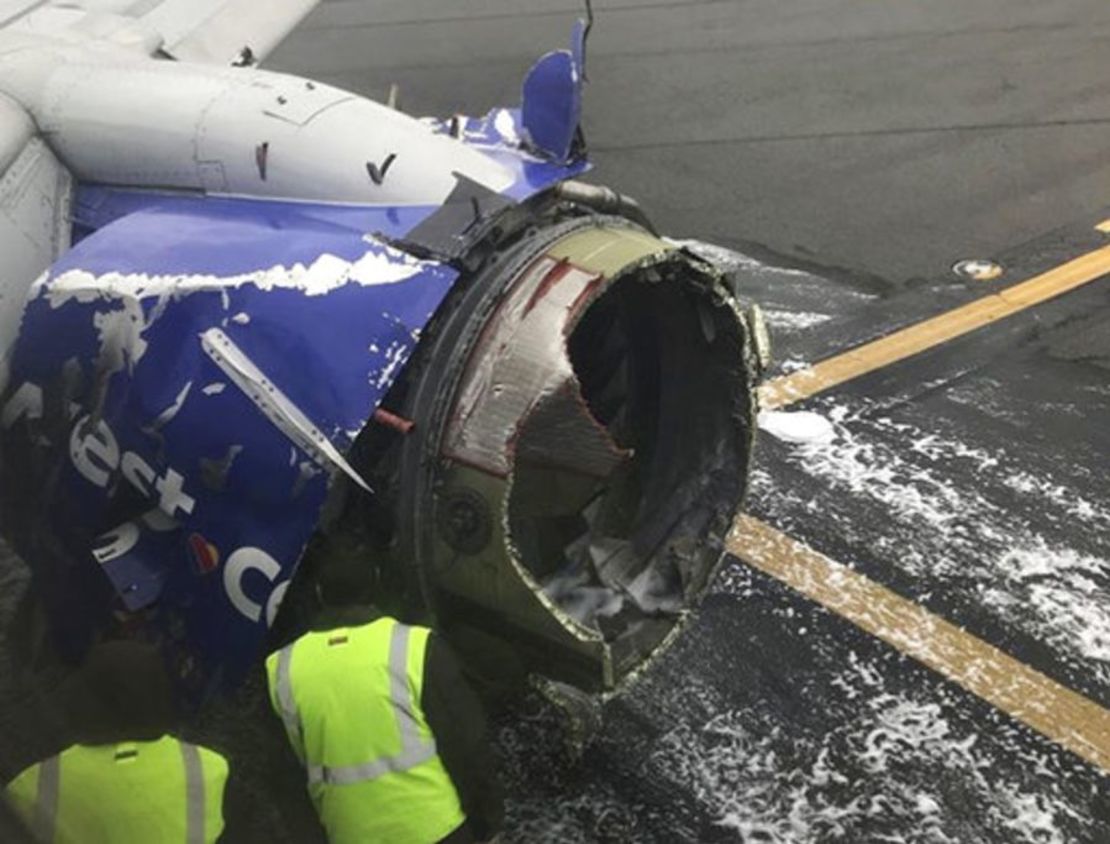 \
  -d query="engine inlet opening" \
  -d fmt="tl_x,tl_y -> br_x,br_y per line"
507,262 -> 750,665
